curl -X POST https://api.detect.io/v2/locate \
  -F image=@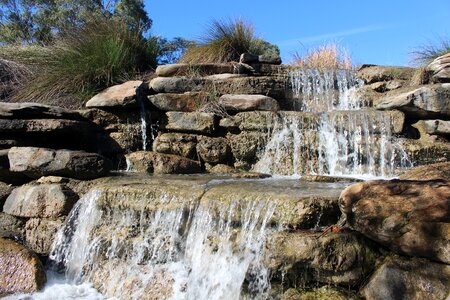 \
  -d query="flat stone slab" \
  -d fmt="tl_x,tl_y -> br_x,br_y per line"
148,92 -> 205,112
427,52 -> 450,83
423,119 -> 450,135
0,102 -> 82,120
150,77 -> 205,93
399,161 -> 450,181
153,133 -> 198,159
85,80 -> 143,108
356,65 -> 415,84
156,63 -> 235,77
125,151 -> 201,174
219,94 -> 279,112
162,112 -> 217,134
0,119 -> 95,134
3,184 -> 77,218
8,147 -> 111,180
